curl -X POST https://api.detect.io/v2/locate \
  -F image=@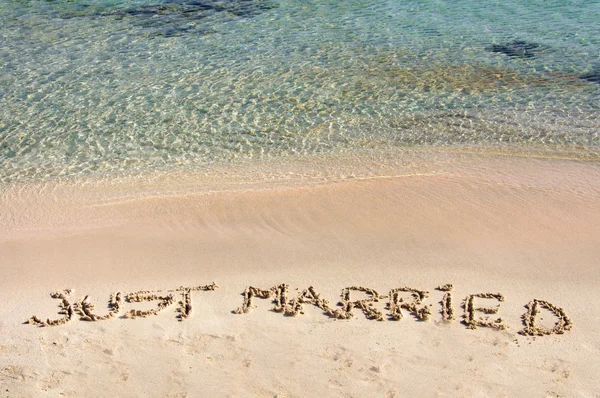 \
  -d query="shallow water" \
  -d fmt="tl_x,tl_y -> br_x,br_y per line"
1,0 -> 600,183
